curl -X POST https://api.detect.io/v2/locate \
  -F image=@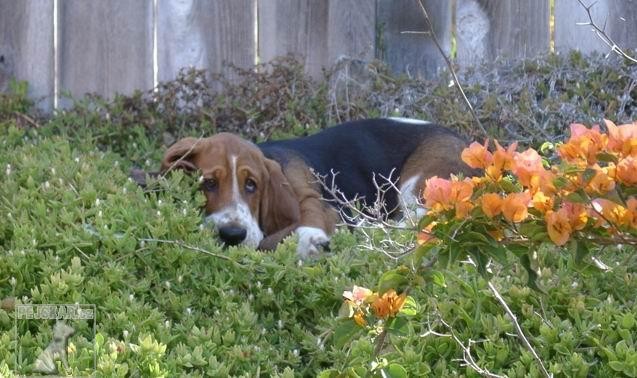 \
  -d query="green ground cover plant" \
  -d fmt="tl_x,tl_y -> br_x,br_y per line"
0,53 -> 636,376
